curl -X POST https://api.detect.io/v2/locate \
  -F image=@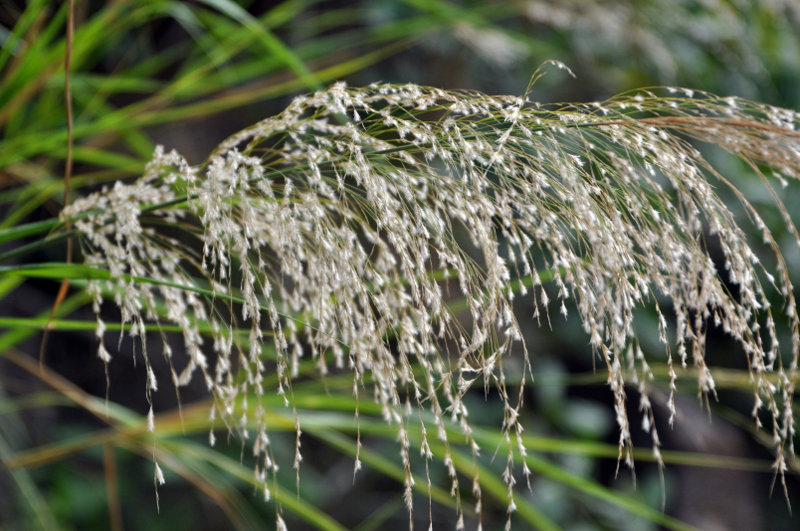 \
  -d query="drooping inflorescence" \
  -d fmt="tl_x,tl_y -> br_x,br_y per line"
62,74 -> 800,528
